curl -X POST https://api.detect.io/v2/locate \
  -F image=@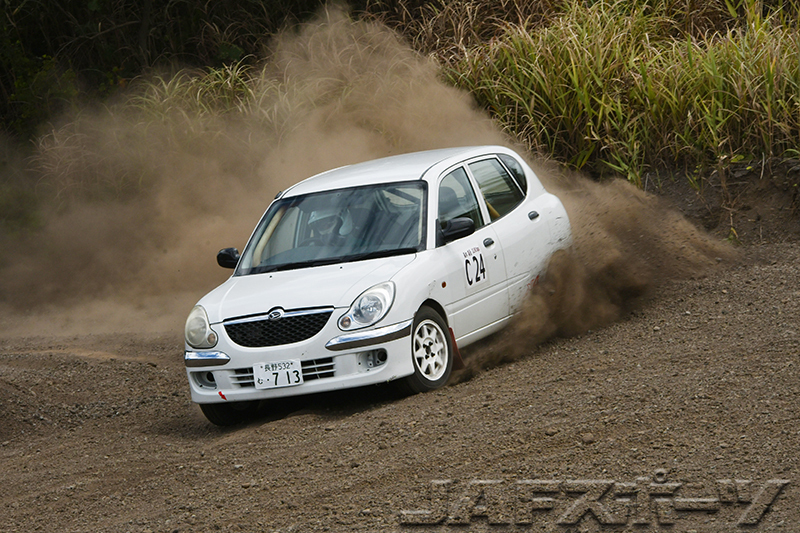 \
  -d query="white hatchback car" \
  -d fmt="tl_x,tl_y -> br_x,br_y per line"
184,146 -> 571,425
